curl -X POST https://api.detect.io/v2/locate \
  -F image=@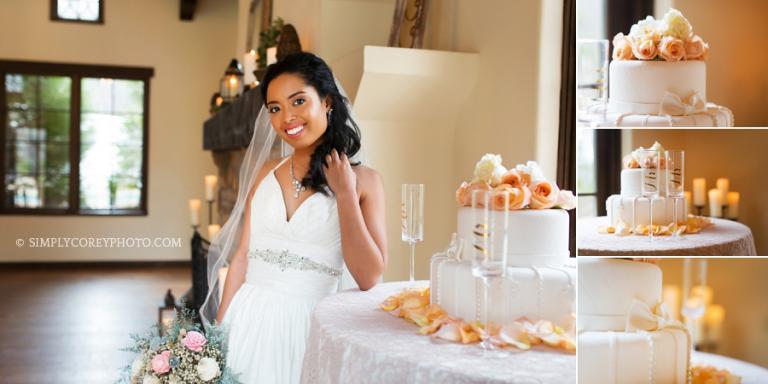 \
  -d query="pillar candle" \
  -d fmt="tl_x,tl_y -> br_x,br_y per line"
684,191 -> 692,215
706,304 -> 725,343
692,285 -> 713,306
208,224 -> 221,240
267,46 -> 278,65
726,192 -> 740,219
663,285 -> 681,320
716,178 -> 730,201
708,189 -> 722,217
692,178 -> 706,206
243,49 -> 257,85
188,199 -> 201,226
205,175 -> 218,202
